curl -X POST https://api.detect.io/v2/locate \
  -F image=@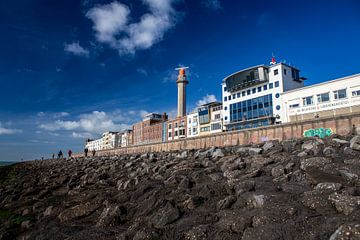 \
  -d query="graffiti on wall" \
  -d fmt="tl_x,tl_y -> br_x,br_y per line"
303,128 -> 334,138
